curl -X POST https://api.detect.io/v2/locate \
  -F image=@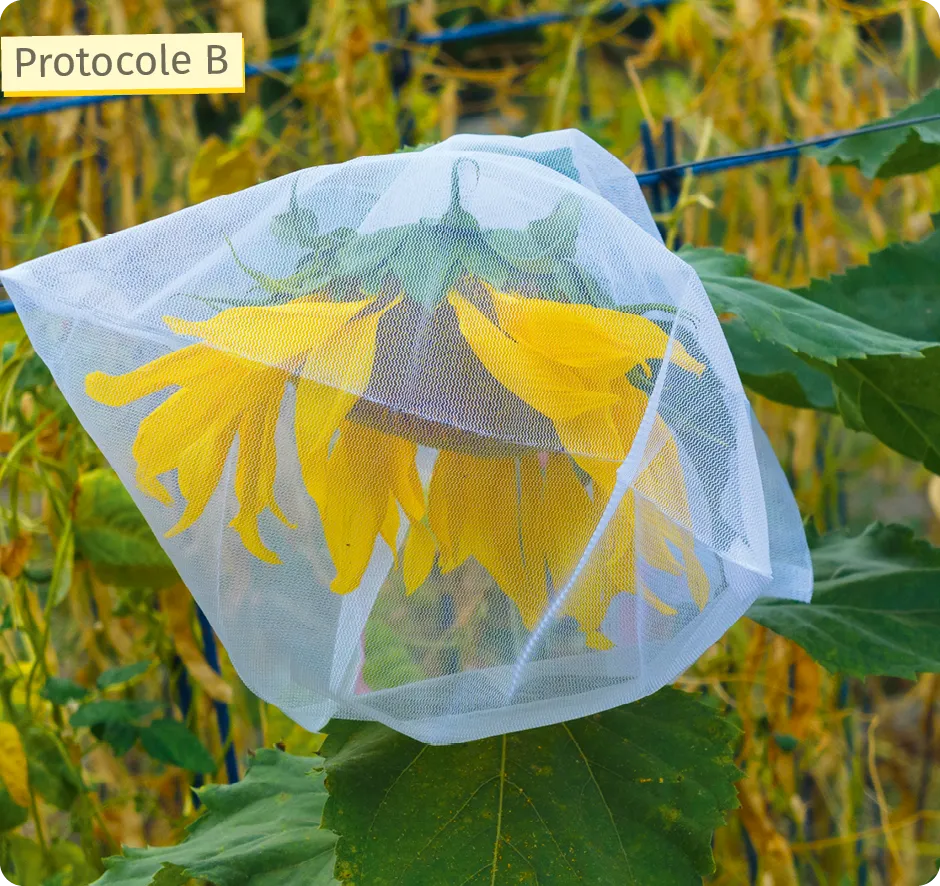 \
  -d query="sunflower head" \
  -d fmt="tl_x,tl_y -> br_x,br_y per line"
56,137 -> 794,740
